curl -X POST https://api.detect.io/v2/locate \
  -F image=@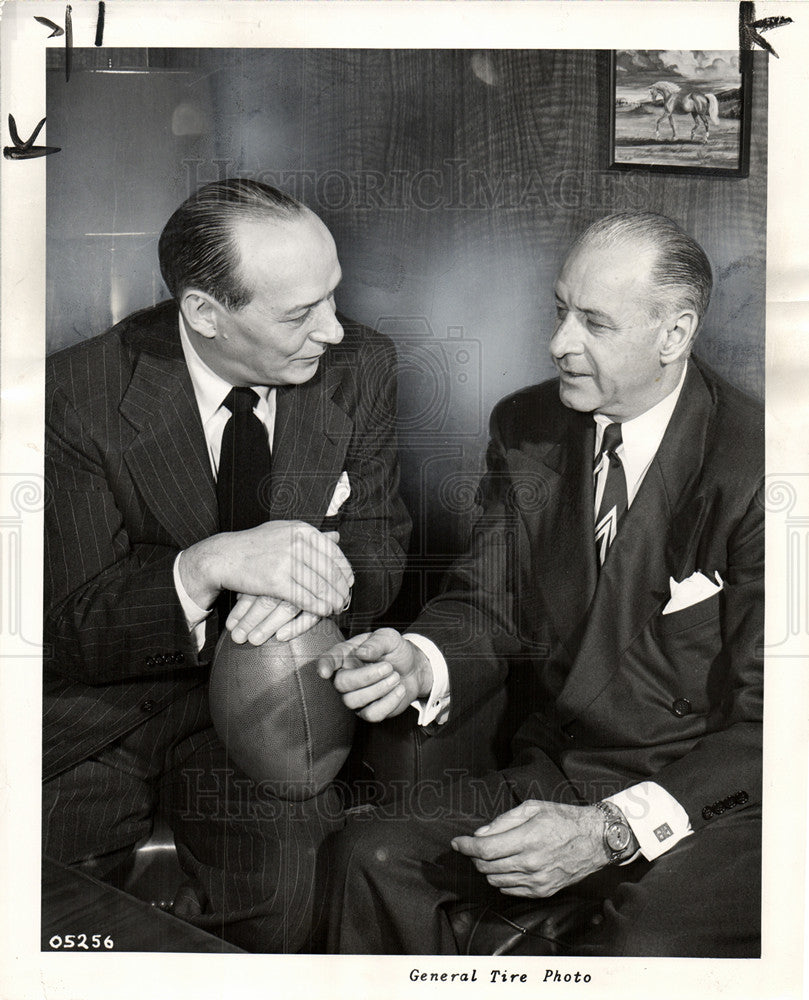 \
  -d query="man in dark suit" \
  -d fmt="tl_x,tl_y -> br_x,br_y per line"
319,213 -> 763,956
43,179 -> 411,951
